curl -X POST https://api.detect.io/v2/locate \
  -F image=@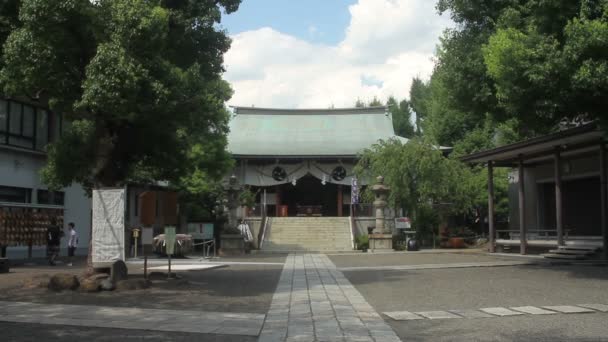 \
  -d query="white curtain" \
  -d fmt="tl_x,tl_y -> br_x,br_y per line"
239,161 -> 363,186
